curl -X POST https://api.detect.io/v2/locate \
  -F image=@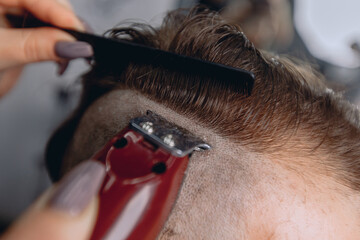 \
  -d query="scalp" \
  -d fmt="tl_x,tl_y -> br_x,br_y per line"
47,6 -> 360,192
